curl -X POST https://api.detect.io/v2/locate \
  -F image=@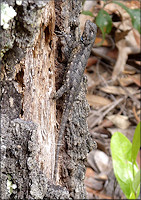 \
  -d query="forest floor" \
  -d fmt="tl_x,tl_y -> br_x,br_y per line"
81,1 -> 140,199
